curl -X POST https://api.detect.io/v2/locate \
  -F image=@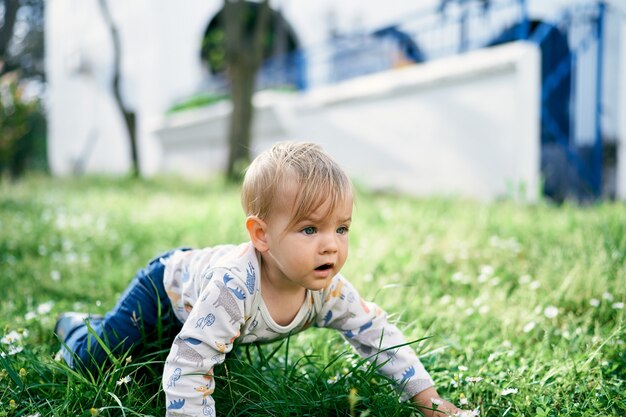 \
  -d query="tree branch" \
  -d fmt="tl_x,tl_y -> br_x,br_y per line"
97,0 -> 123,107
97,0 -> 139,176
0,0 -> 20,63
